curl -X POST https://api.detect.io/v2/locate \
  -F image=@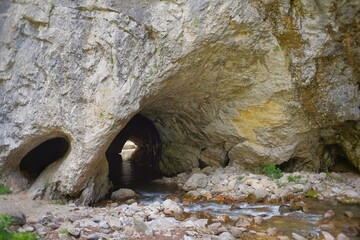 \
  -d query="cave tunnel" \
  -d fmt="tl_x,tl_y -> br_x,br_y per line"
106,114 -> 162,190
19,137 -> 70,183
